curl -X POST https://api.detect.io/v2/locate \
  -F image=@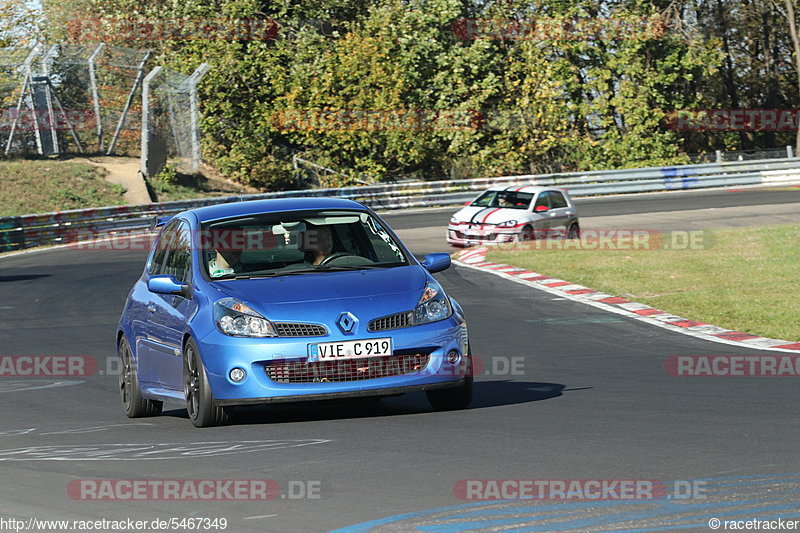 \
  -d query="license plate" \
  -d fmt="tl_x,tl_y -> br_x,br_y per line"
308,338 -> 393,362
